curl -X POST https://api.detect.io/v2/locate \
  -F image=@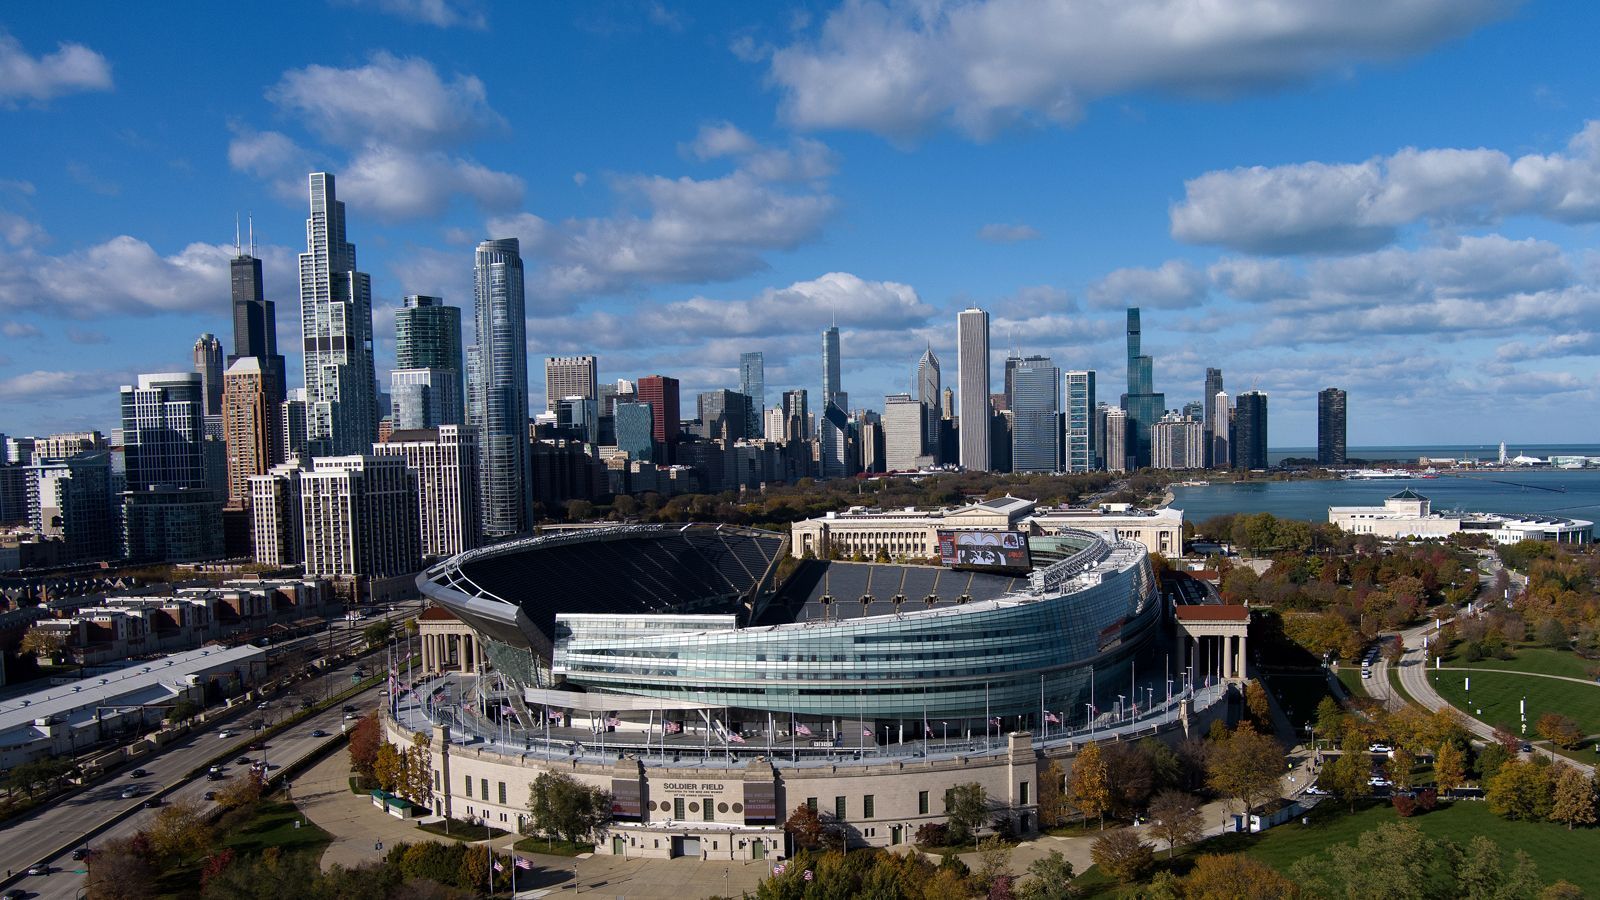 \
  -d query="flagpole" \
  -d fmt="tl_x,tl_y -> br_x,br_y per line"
1039,674 -> 1046,739
985,682 -> 991,745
